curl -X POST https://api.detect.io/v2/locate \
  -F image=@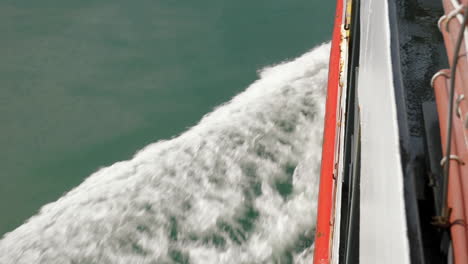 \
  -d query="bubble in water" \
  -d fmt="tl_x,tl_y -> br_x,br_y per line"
0,43 -> 330,264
